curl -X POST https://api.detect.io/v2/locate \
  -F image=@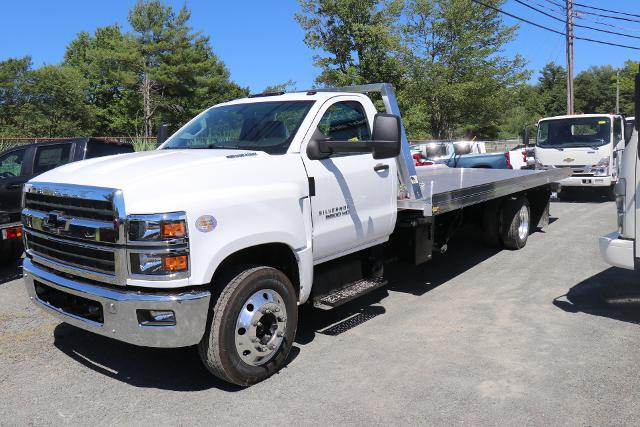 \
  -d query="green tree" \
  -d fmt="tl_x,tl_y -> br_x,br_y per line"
24,65 -> 94,137
535,62 -> 566,118
615,60 -> 638,116
64,25 -> 141,136
128,0 -> 247,136
296,0 -> 405,87
574,65 -> 616,114
400,0 -> 528,139
0,56 -> 32,136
